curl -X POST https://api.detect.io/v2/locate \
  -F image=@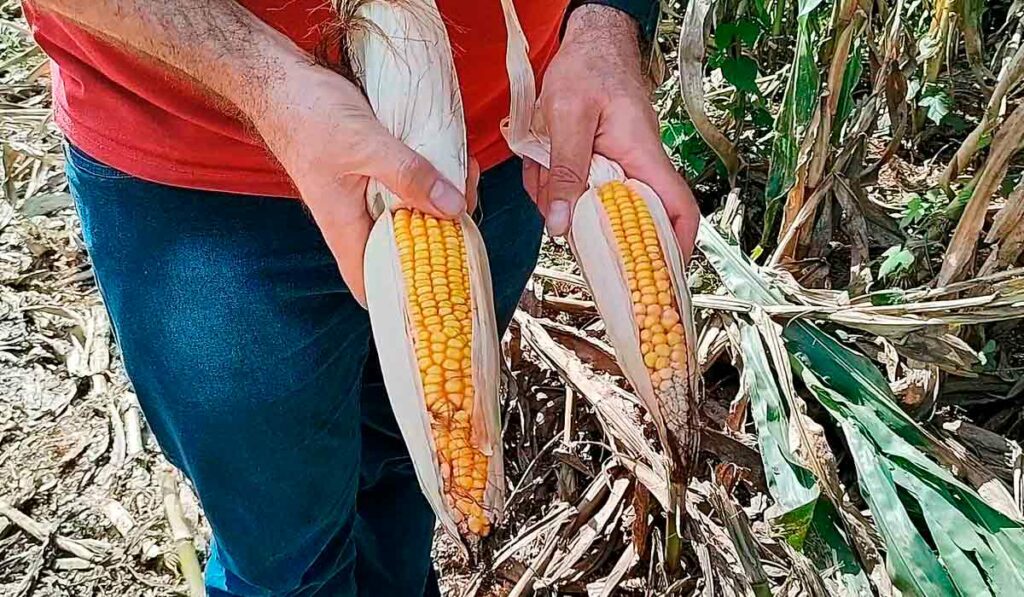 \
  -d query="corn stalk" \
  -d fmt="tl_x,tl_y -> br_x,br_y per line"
678,0 -> 742,184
